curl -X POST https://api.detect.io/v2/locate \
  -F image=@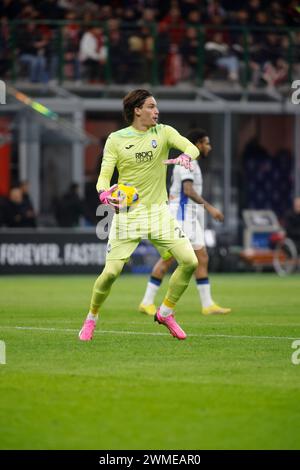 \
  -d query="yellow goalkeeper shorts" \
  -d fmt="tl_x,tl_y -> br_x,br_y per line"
106,203 -> 190,261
